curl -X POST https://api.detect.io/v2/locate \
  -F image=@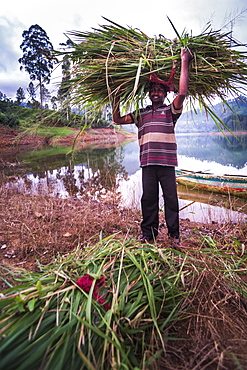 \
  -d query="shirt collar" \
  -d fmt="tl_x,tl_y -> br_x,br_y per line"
146,104 -> 167,111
